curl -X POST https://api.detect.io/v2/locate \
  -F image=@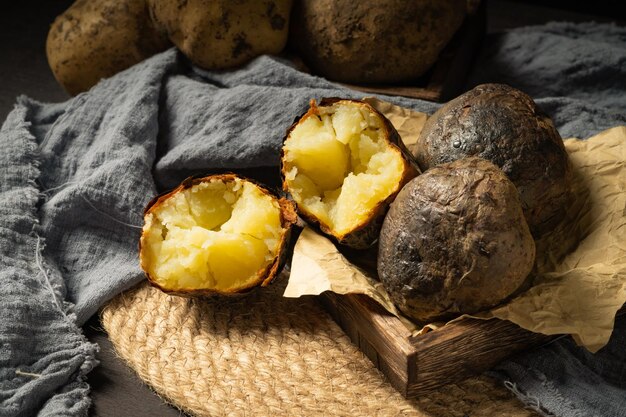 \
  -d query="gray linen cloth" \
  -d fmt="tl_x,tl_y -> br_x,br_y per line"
1,22 -> 625,416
